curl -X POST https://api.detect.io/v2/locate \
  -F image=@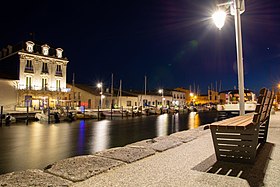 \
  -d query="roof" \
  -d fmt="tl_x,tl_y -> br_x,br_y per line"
0,41 -> 67,60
